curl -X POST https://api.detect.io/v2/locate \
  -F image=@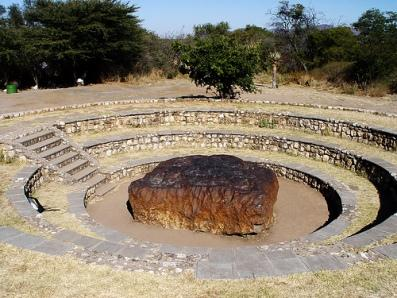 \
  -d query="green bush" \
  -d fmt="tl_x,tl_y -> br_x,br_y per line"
258,119 -> 276,129
174,27 -> 261,98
